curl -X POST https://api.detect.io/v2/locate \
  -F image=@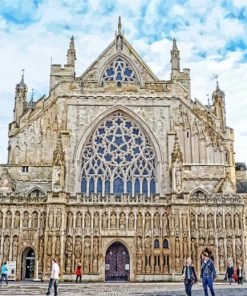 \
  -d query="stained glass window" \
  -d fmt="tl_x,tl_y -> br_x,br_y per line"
102,57 -> 137,86
81,112 -> 156,197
